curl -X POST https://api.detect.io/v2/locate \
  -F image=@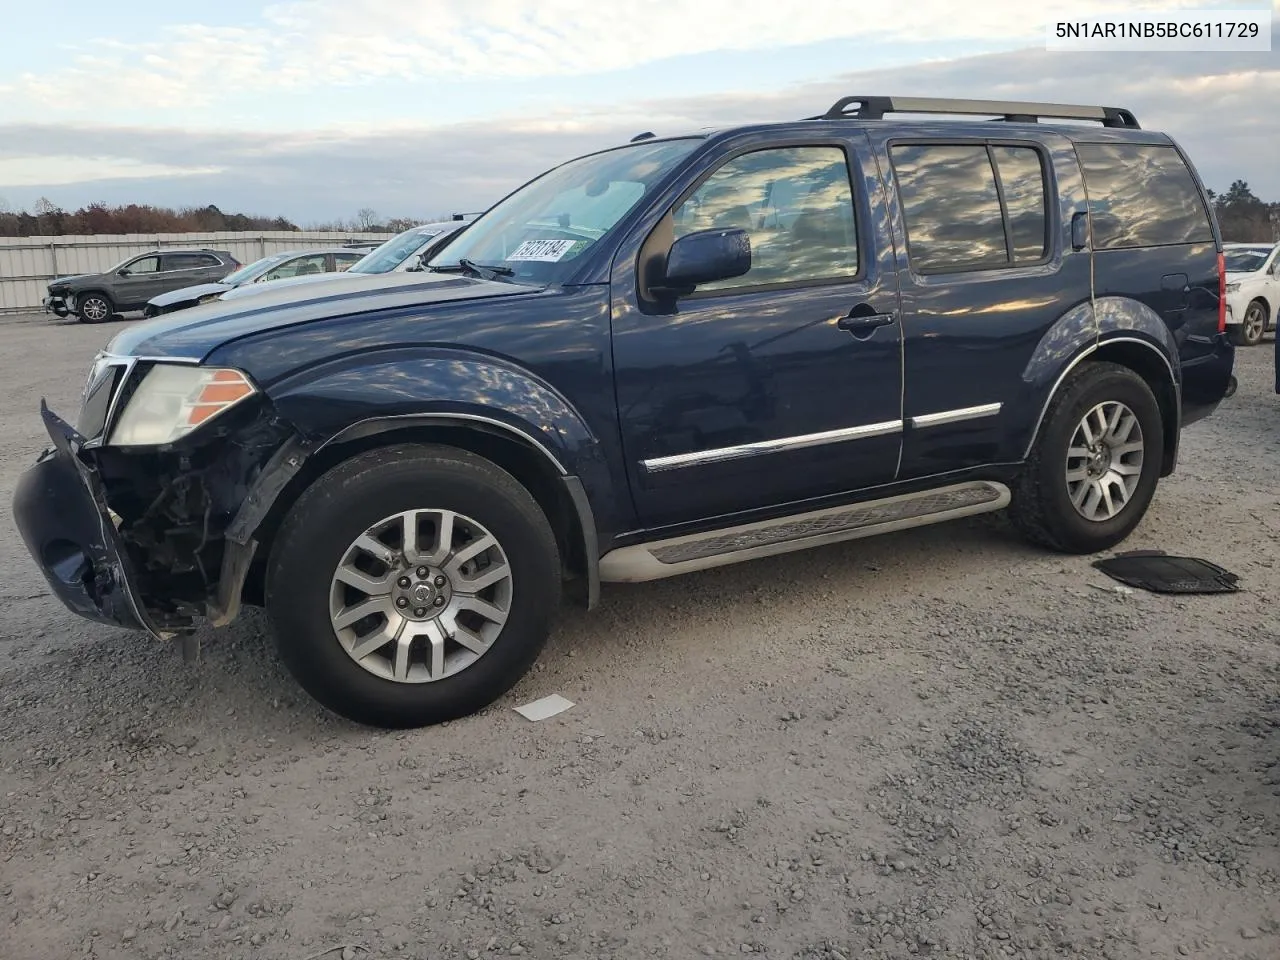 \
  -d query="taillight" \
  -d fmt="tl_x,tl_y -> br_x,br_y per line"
1217,252 -> 1226,334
